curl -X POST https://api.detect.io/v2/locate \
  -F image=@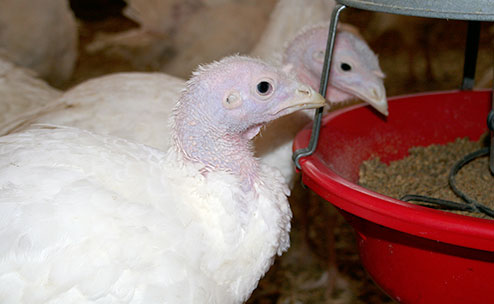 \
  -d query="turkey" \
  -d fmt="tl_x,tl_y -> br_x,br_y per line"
255,24 -> 387,186
6,23 -> 387,187
0,56 -> 325,303
0,0 -> 78,87
0,55 -> 62,135
283,26 -> 386,113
